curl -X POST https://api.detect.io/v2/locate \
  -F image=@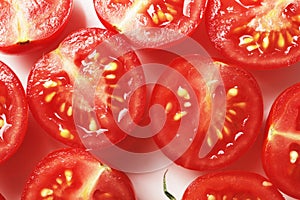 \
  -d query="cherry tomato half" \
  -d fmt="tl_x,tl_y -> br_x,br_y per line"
93,0 -> 208,47
206,0 -> 300,69
181,171 -> 284,200
263,82 -> 300,199
21,148 -> 136,200
151,57 -> 263,171
0,0 -> 73,53
27,28 -> 146,148
0,61 -> 28,164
